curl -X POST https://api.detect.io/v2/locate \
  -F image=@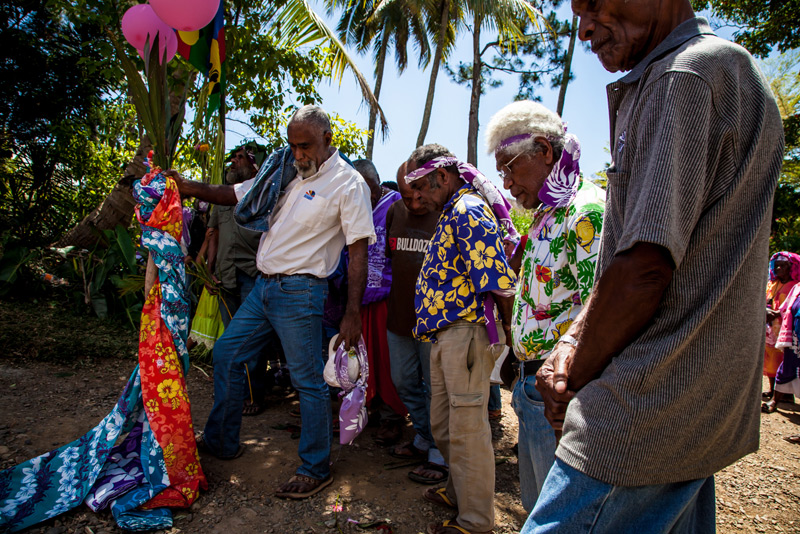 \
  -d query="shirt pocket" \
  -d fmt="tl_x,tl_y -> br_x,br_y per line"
292,193 -> 335,232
